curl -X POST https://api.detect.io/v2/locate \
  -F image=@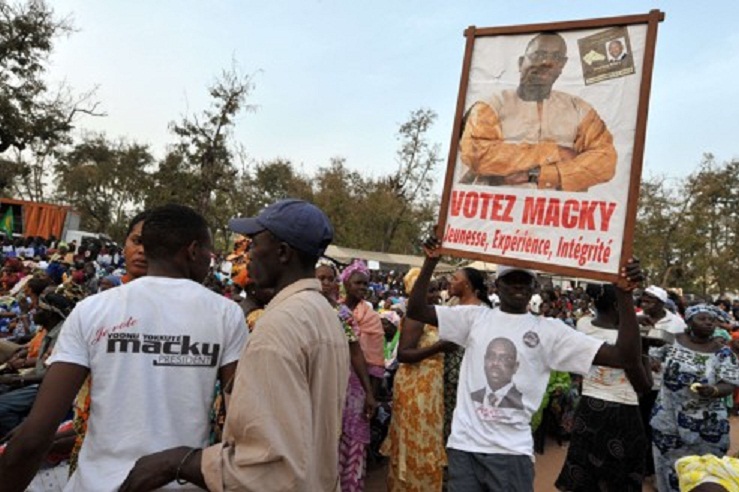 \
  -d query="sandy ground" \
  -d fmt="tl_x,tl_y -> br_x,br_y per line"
365,416 -> 739,491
